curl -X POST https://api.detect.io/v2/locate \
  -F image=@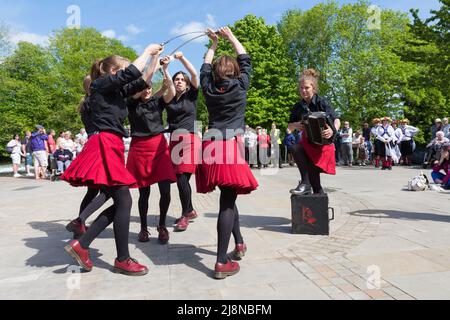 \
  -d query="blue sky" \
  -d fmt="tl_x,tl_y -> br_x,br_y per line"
0,0 -> 443,70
